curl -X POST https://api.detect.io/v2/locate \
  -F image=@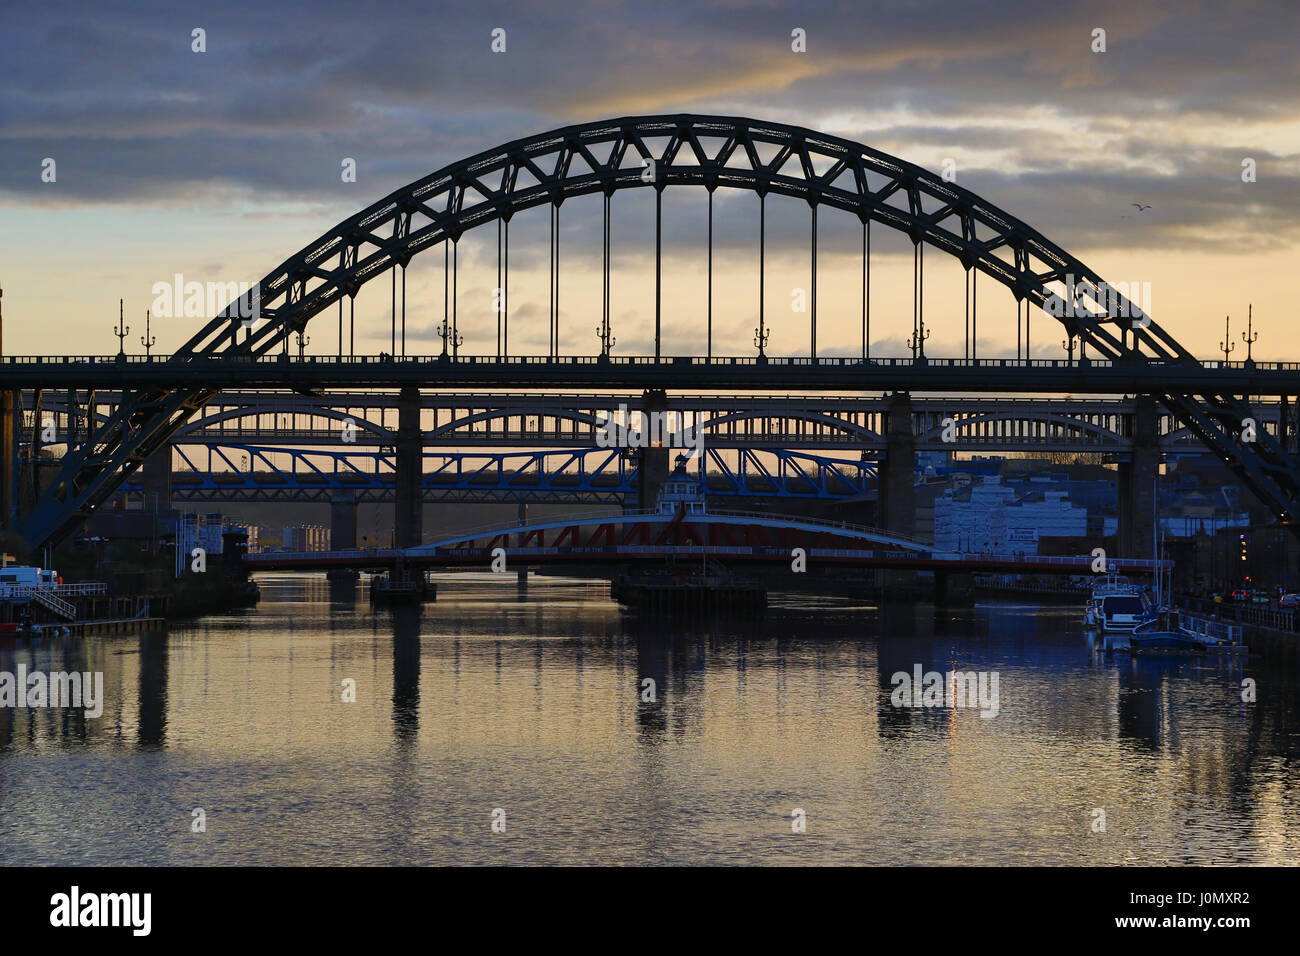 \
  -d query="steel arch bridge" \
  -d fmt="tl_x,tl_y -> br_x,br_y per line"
158,392 -> 1287,454
28,390 -> 1292,454
16,114 -> 1300,546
